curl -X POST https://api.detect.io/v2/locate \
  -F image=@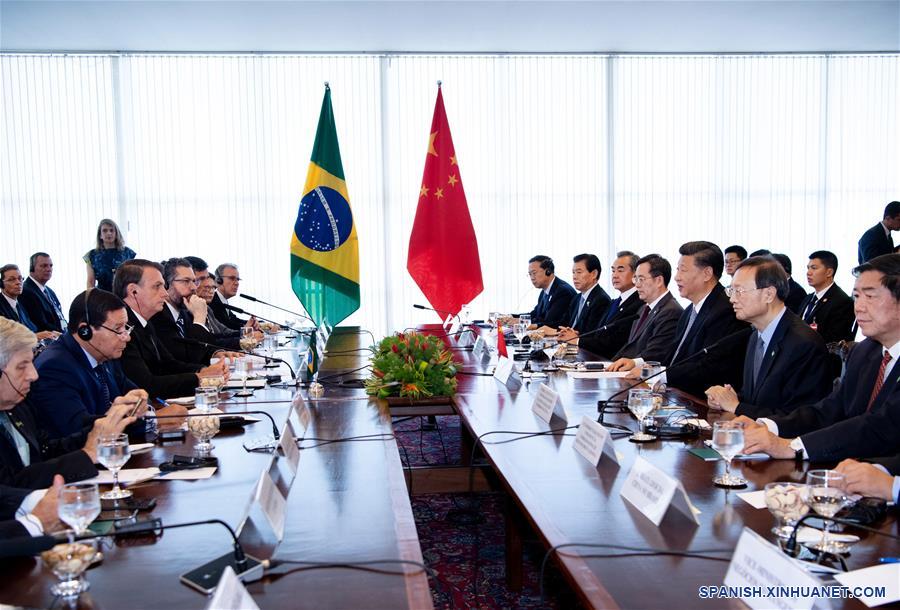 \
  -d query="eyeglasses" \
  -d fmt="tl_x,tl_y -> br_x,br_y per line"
2,276 -> 23,283
725,286 -> 764,298
171,278 -> 201,286
221,275 -> 241,282
100,323 -> 134,337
